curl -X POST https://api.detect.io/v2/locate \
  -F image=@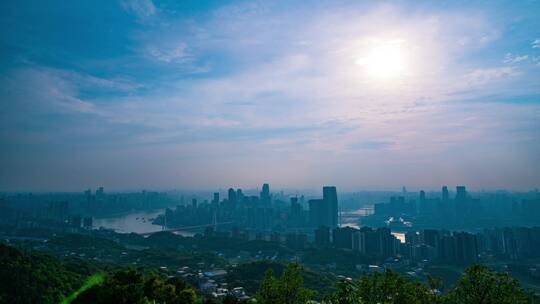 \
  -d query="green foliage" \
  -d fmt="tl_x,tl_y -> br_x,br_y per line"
323,265 -> 540,304
62,273 -> 104,304
444,265 -> 538,304
256,263 -> 316,304
322,279 -> 364,304
227,261 -> 335,295
2,240 -> 540,304
323,269 -> 438,304
0,244 -> 86,304
72,270 -> 198,304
